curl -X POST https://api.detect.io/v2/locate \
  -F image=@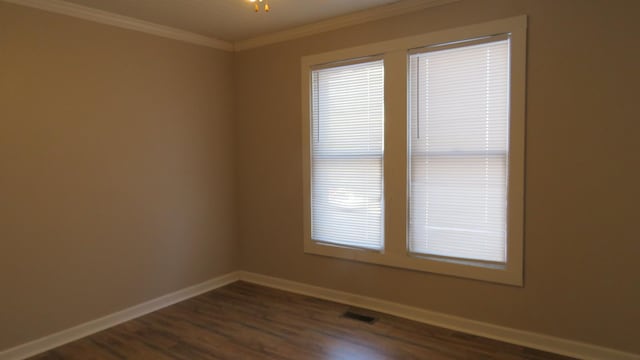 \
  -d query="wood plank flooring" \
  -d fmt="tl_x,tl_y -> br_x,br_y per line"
30,281 -> 574,359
